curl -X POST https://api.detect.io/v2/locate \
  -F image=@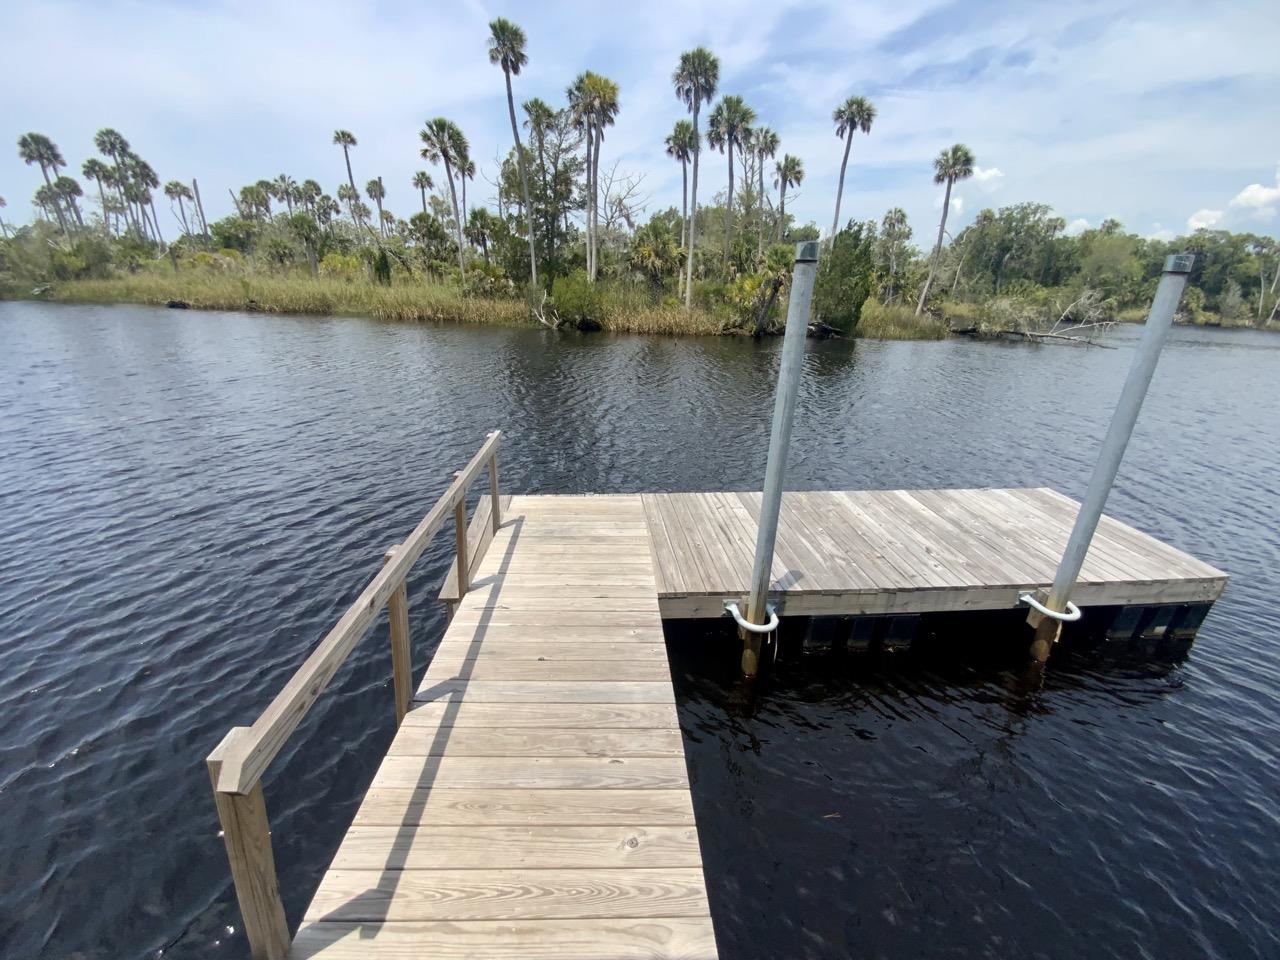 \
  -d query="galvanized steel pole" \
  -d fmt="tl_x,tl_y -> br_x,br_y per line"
1029,253 -> 1195,661
741,241 -> 820,675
